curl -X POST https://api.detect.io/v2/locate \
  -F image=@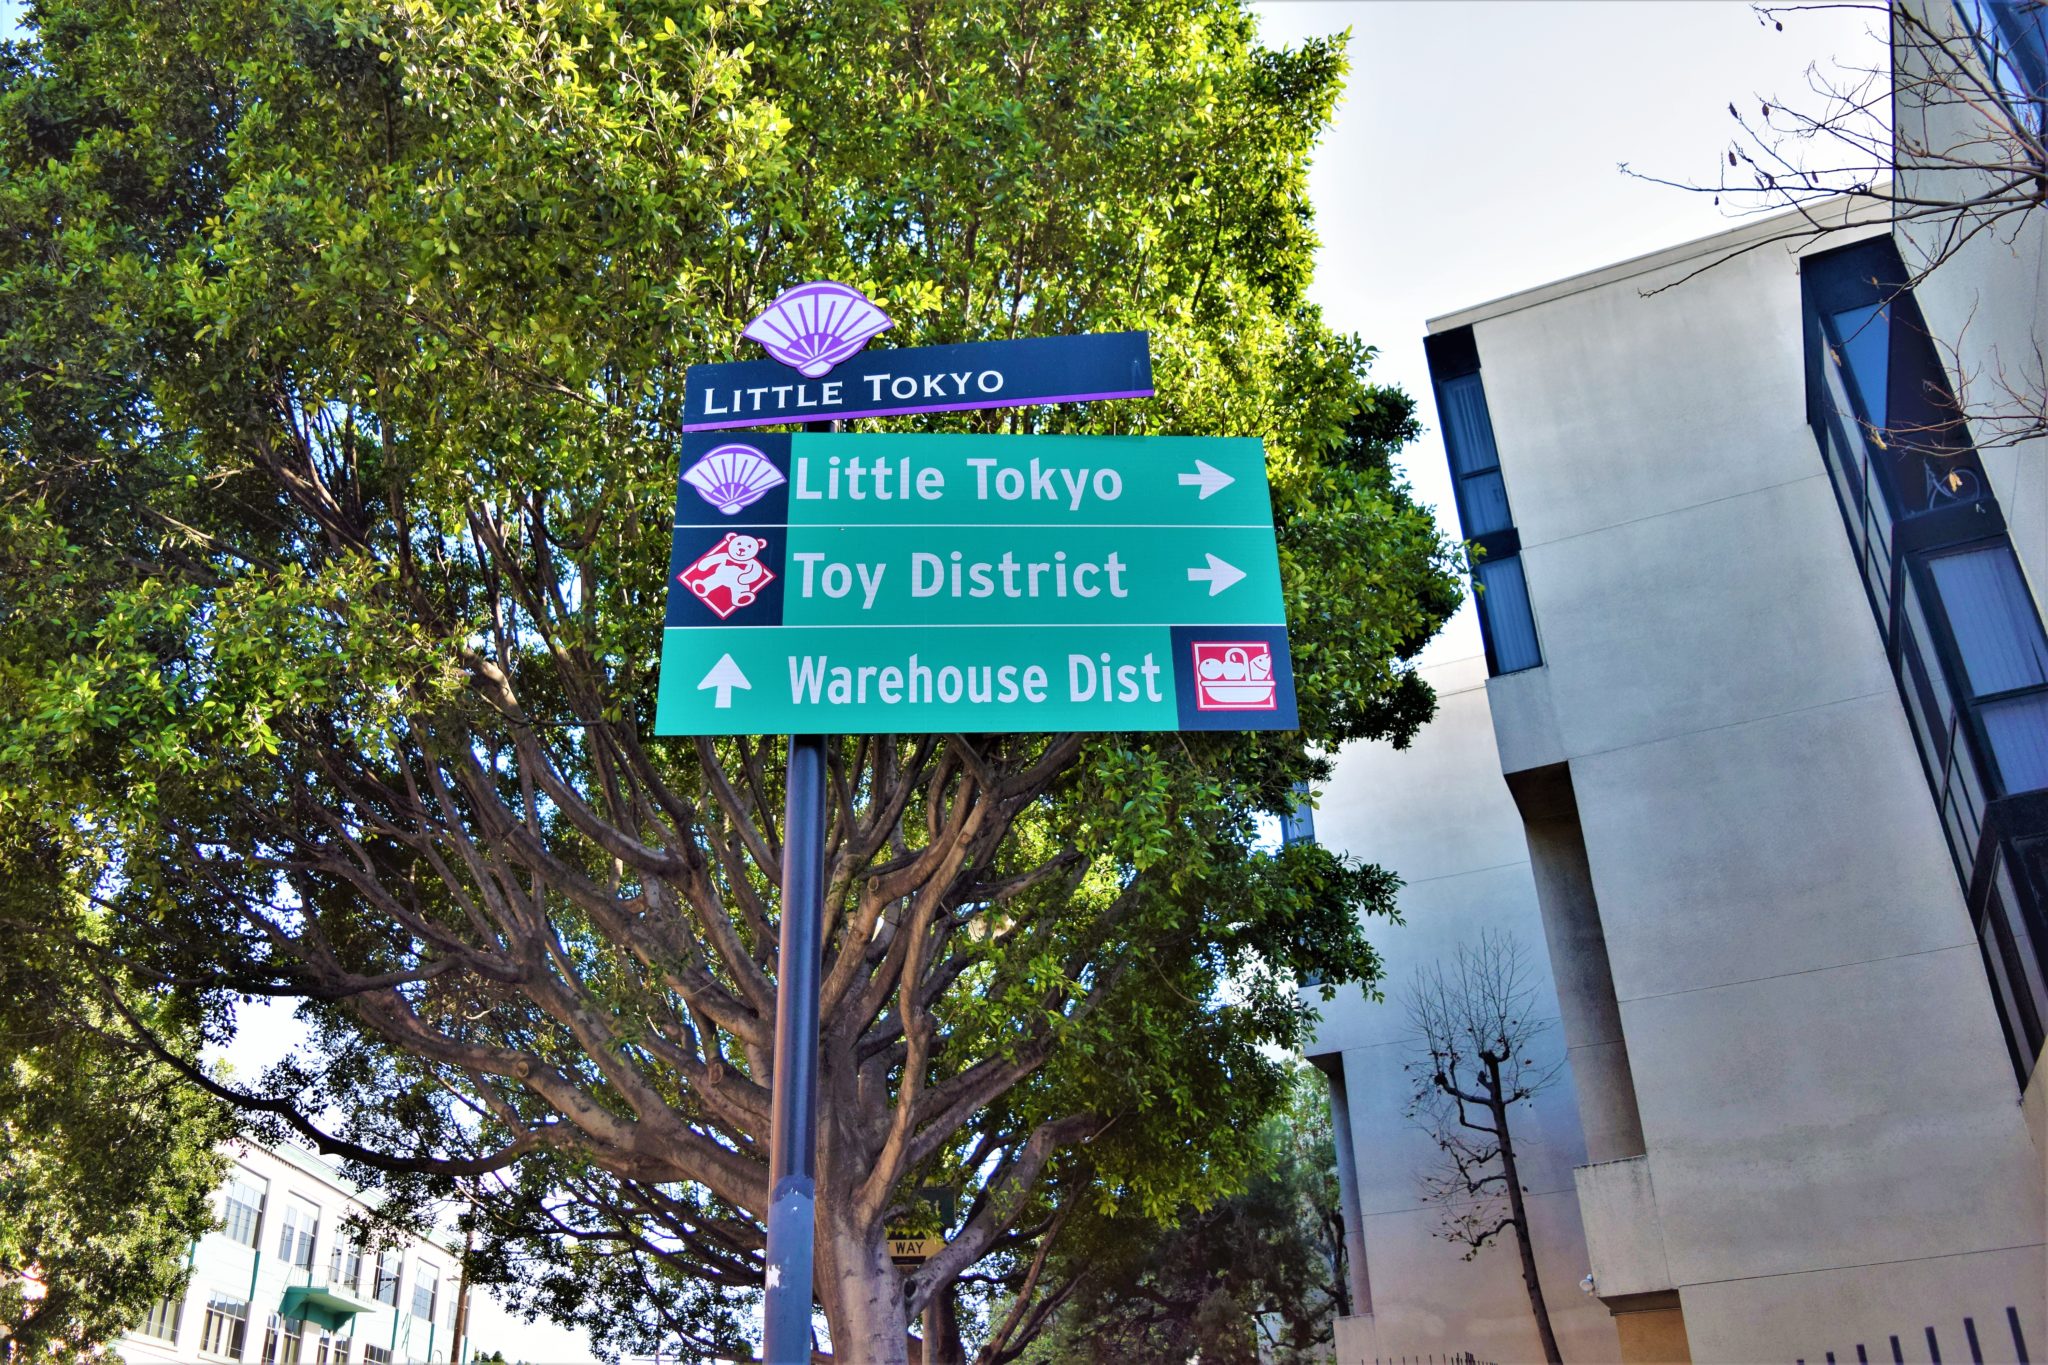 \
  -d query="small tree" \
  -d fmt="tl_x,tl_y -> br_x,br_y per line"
1404,932 -> 1564,1365
989,1064 -> 1347,1365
